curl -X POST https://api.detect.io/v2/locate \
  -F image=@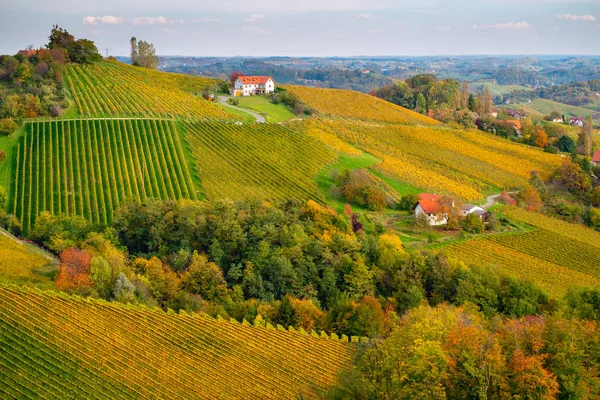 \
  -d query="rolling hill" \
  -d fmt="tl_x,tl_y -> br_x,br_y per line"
504,98 -> 599,121
293,119 -> 563,201
0,233 -> 57,286
443,206 -> 600,297
64,62 -> 234,119
10,119 -> 200,233
283,85 -> 440,125
0,285 -> 355,399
